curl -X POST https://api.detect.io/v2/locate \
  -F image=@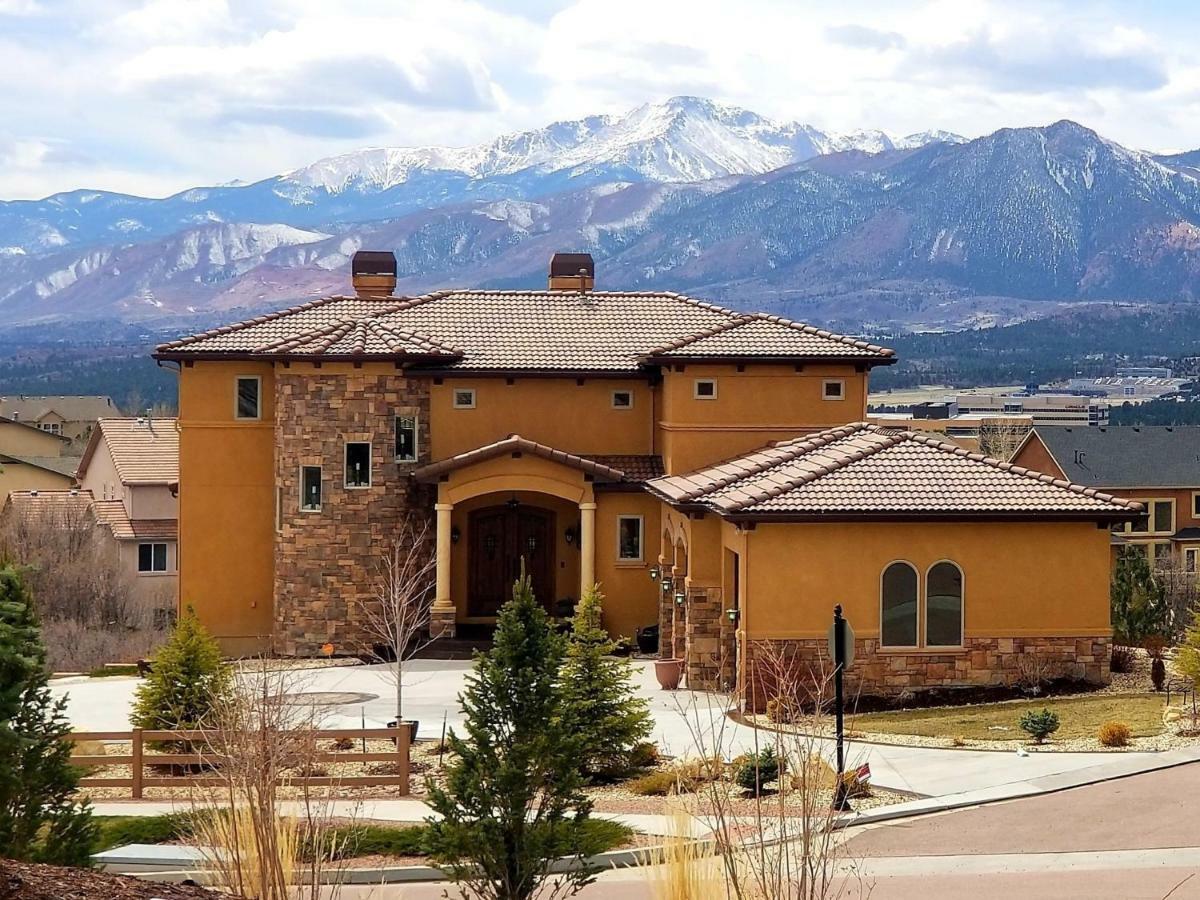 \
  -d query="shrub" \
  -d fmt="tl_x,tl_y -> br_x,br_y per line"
628,769 -> 696,796
1109,645 -> 1135,674
0,565 -> 98,866
734,746 -> 780,795
1098,721 -> 1131,748
130,606 -> 232,744
627,741 -> 660,771
1019,708 -> 1060,744
331,737 -> 355,751
765,696 -> 796,724
841,768 -> 872,799
1151,657 -> 1167,692
560,584 -> 653,780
